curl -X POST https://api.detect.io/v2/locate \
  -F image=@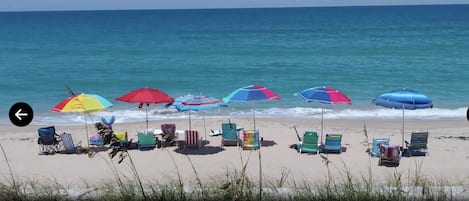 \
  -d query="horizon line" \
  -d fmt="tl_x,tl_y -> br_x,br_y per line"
1,3 -> 468,13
